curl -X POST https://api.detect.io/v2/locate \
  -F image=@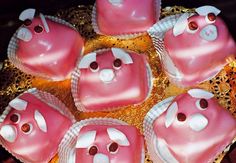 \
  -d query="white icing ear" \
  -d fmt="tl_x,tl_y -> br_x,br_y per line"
109,0 -> 123,6
107,128 -> 130,146
9,98 -> 28,111
93,153 -> 109,163
188,89 -> 214,99
195,6 -> 221,16
78,53 -> 97,69
189,113 -> 208,132
34,110 -> 47,133
173,13 -> 189,36
19,8 -> 36,21
165,102 -> 178,128
0,125 -> 17,143
111,48 -> 133,64
39,13 -> 50,33
17,27 -> 32,42
76,131 -> 96,148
